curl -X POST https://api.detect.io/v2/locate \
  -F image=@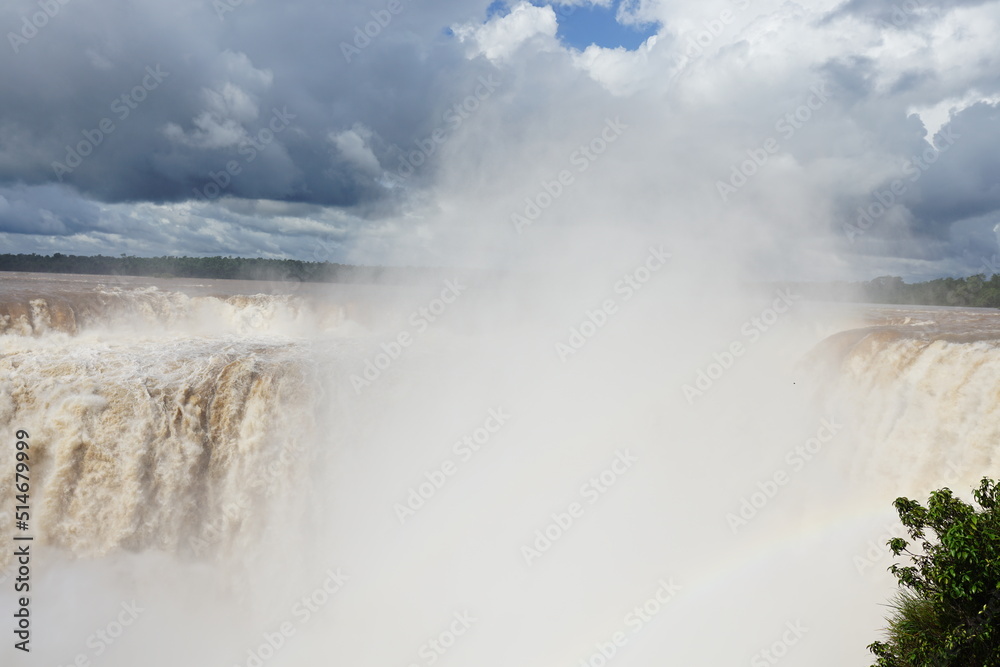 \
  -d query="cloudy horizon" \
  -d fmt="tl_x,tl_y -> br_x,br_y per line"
2,0 -> 999,281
